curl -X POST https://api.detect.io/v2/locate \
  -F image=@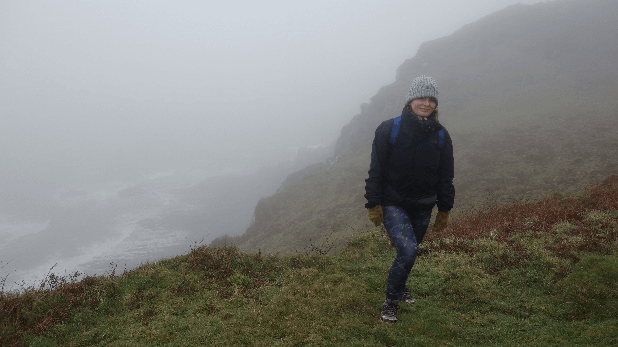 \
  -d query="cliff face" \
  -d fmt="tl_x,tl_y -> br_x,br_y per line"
337,0 -> 618,155
213,0 -> 618,254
